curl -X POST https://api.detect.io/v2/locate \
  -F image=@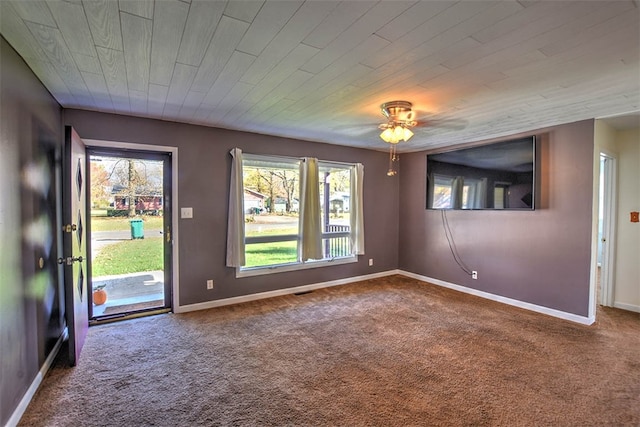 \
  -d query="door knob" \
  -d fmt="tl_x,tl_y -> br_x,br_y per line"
63,224 -> 77,233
